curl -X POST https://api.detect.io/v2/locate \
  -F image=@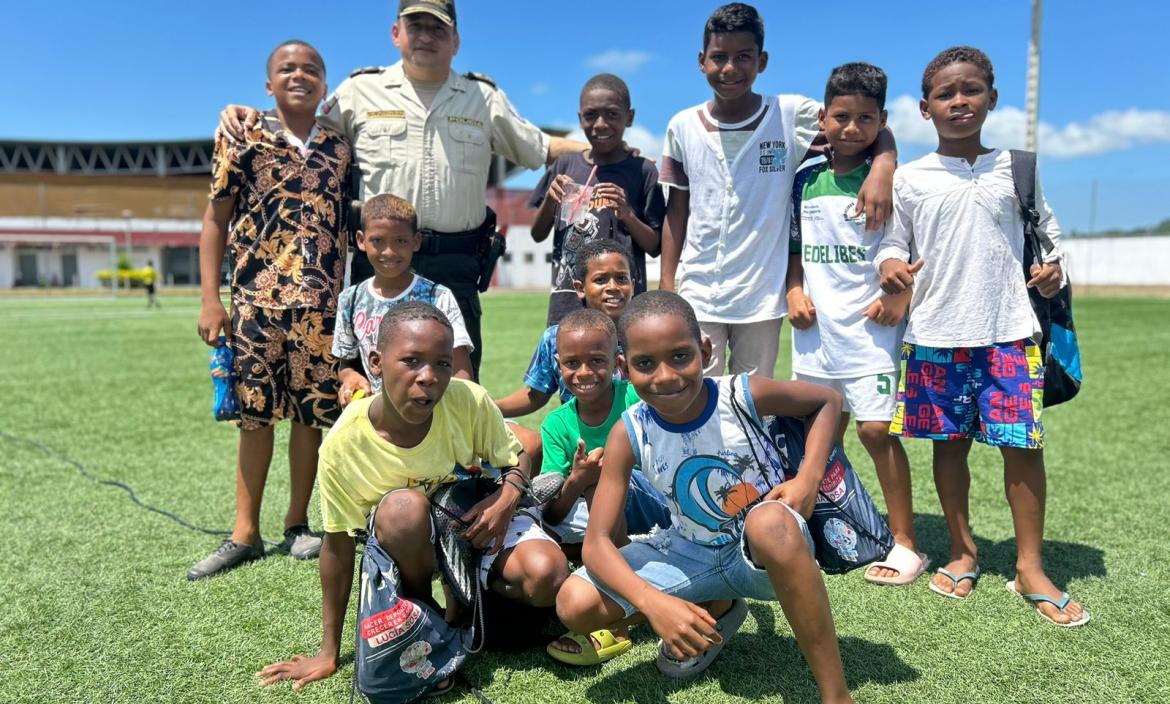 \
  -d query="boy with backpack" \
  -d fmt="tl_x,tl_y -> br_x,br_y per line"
876,46 -> 1087,626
